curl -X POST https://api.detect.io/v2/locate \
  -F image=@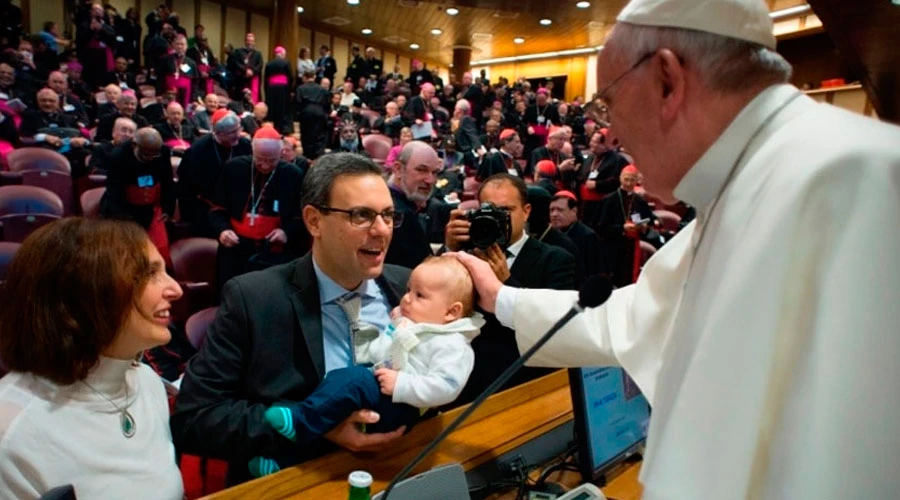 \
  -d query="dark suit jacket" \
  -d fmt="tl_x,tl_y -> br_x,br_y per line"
170,254 -> 411,484
563,220 -> 603,287
452,237 -> 575,406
